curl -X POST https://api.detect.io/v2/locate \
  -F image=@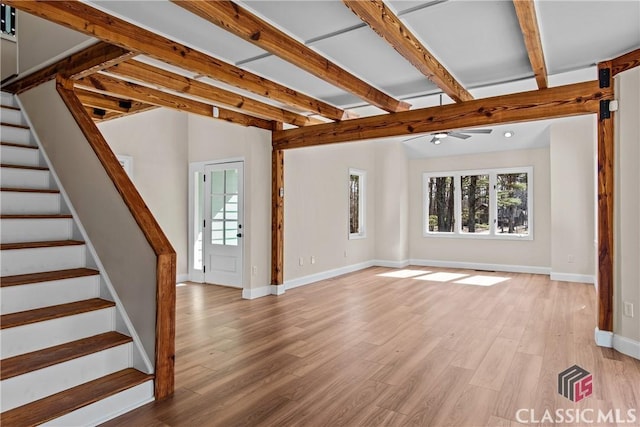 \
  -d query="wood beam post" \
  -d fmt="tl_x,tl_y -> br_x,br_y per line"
597,61 -> 614,332
271,128 -> 285,287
